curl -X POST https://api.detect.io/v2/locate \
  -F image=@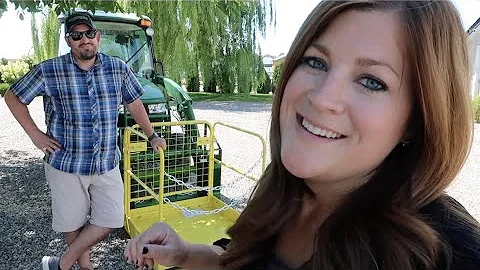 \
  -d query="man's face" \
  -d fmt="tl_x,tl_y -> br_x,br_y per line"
66,24 -> 100,61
